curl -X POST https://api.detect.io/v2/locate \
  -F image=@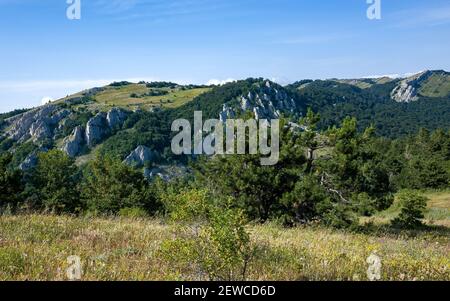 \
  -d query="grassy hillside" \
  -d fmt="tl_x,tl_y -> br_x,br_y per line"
419,73 -> 450,98
58,83 -> 211,111
1,192 -> 449,281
